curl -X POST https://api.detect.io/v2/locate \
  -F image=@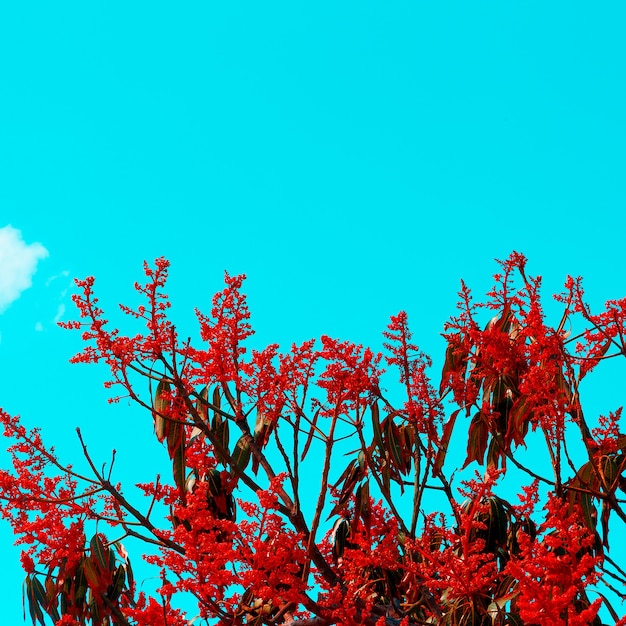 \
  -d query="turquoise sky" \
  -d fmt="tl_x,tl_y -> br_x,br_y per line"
1,2 -> 626,622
